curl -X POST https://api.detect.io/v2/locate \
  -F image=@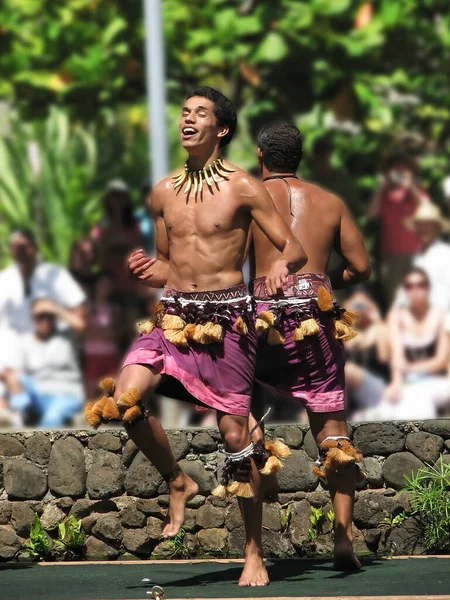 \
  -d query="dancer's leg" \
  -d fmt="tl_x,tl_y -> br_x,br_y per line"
116,365 -> 198,537
309,410 -> 360,570
217,412 -> 268,587
249,384 -> 278,500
